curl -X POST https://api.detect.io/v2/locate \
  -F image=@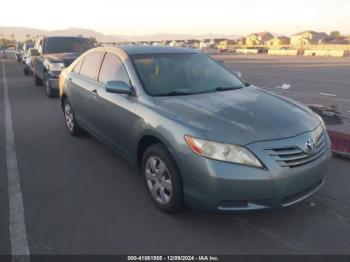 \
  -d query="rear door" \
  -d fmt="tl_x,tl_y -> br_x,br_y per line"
68,52 -> 104,131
